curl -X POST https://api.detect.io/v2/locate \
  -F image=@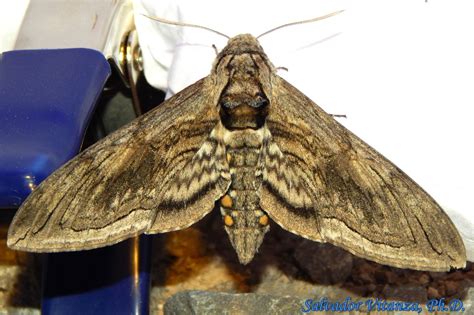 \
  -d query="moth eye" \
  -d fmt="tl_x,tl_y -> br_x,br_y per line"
252,93 -> 269,108
221,99 -> 237,109
220,195 -> 233,208
254,98 -> 268,108
224,215 -> 234,227
258,215 -> 269,226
